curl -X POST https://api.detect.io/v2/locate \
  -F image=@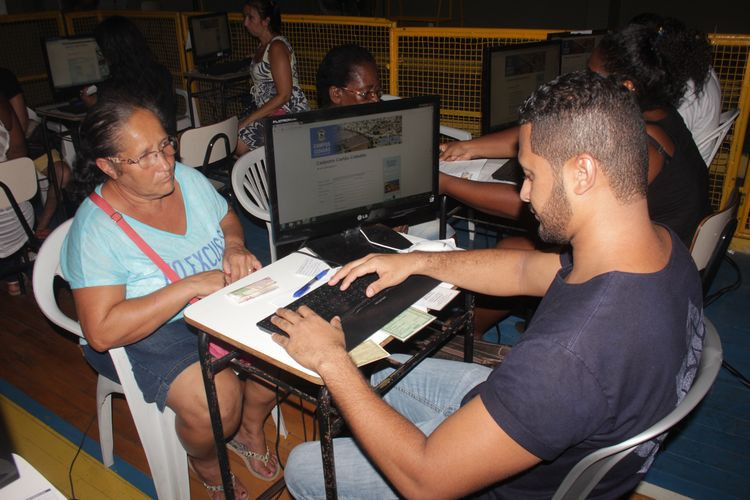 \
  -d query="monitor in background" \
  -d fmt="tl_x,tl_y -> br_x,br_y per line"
42,36 -> 110,102
547,30 -> 607,75
264,95 -> 440,253
481,41 -> 561,134
188,12 -> 232,71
